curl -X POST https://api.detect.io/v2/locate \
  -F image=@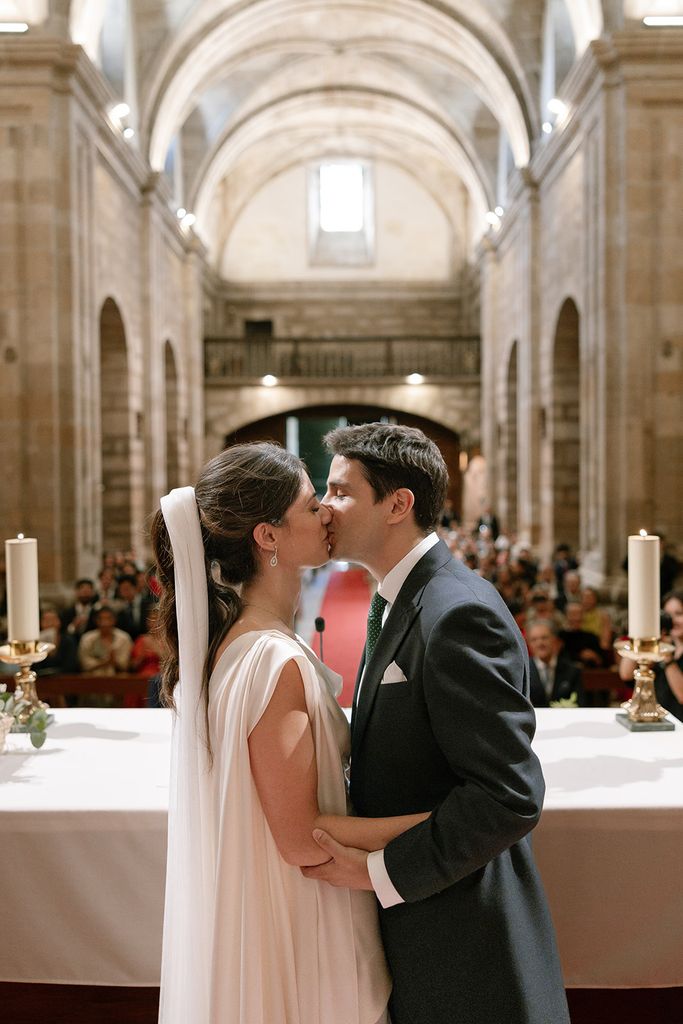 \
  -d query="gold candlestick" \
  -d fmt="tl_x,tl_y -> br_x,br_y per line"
614,637 -> 675,731
0,640 -> 53,724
